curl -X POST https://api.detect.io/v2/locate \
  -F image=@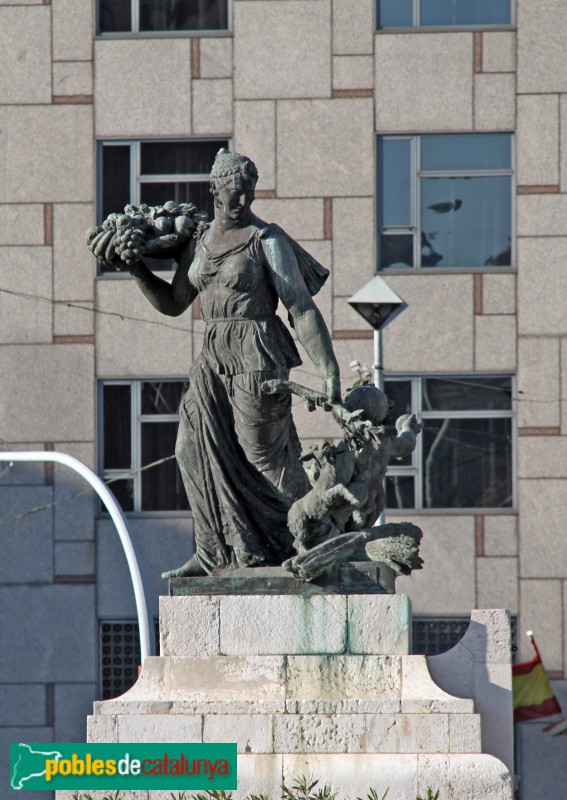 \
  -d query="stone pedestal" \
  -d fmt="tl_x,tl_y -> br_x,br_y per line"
57,594 -> 513,800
